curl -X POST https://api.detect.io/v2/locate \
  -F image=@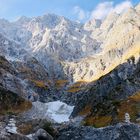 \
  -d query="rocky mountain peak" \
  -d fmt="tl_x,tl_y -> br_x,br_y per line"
84,18 -> 101,30
0,5 -> 139,83
135,3 -> 140,12
15,16 -> 31,25
100,12 -> 119,30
